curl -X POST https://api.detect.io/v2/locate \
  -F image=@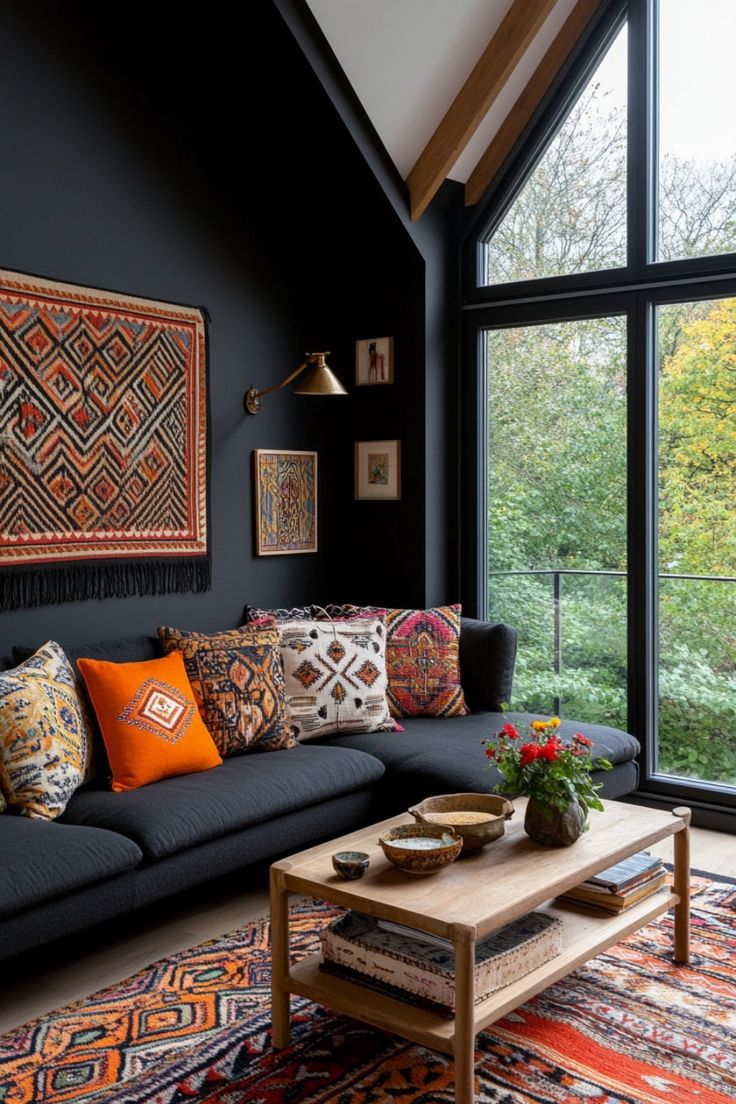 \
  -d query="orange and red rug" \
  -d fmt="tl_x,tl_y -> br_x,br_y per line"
1,873 -> 734,1103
